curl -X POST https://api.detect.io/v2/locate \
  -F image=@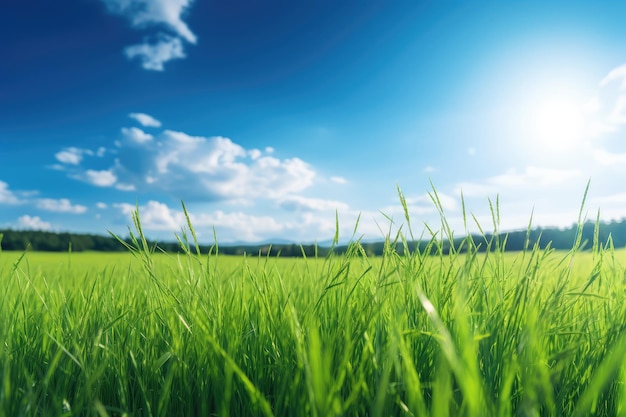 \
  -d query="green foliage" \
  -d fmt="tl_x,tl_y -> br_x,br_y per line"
2,191 -> 626,416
